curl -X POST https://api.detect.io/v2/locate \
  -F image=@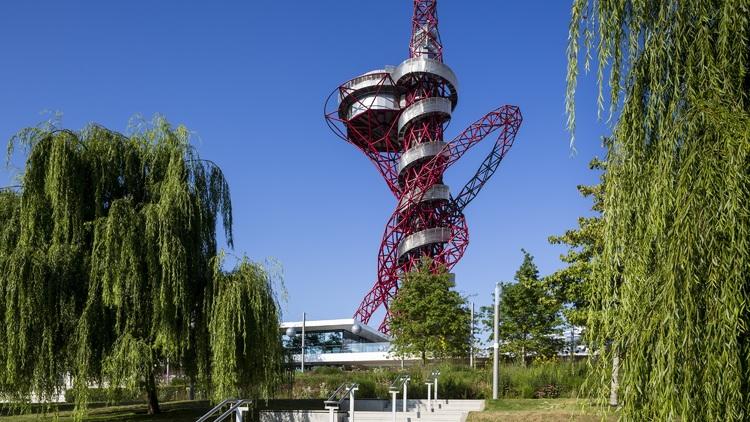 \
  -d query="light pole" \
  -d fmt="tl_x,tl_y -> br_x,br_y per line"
301,312 -> 306,373
469,302 -> 474,368
492,282 -> 500,400
285,312 -> 307,373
